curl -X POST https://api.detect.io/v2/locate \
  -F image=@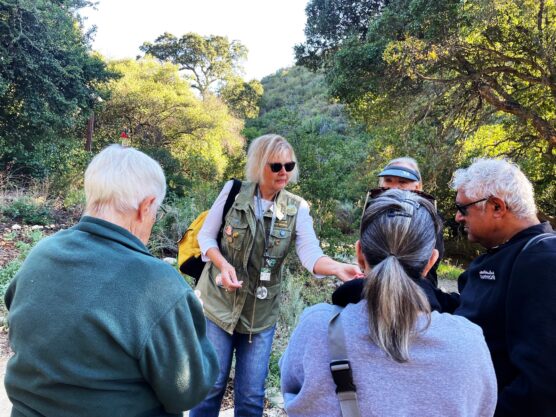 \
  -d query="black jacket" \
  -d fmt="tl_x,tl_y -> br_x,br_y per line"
332,222 -> 556,417
450,222 -> 556,417
332,276 -> 443,311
